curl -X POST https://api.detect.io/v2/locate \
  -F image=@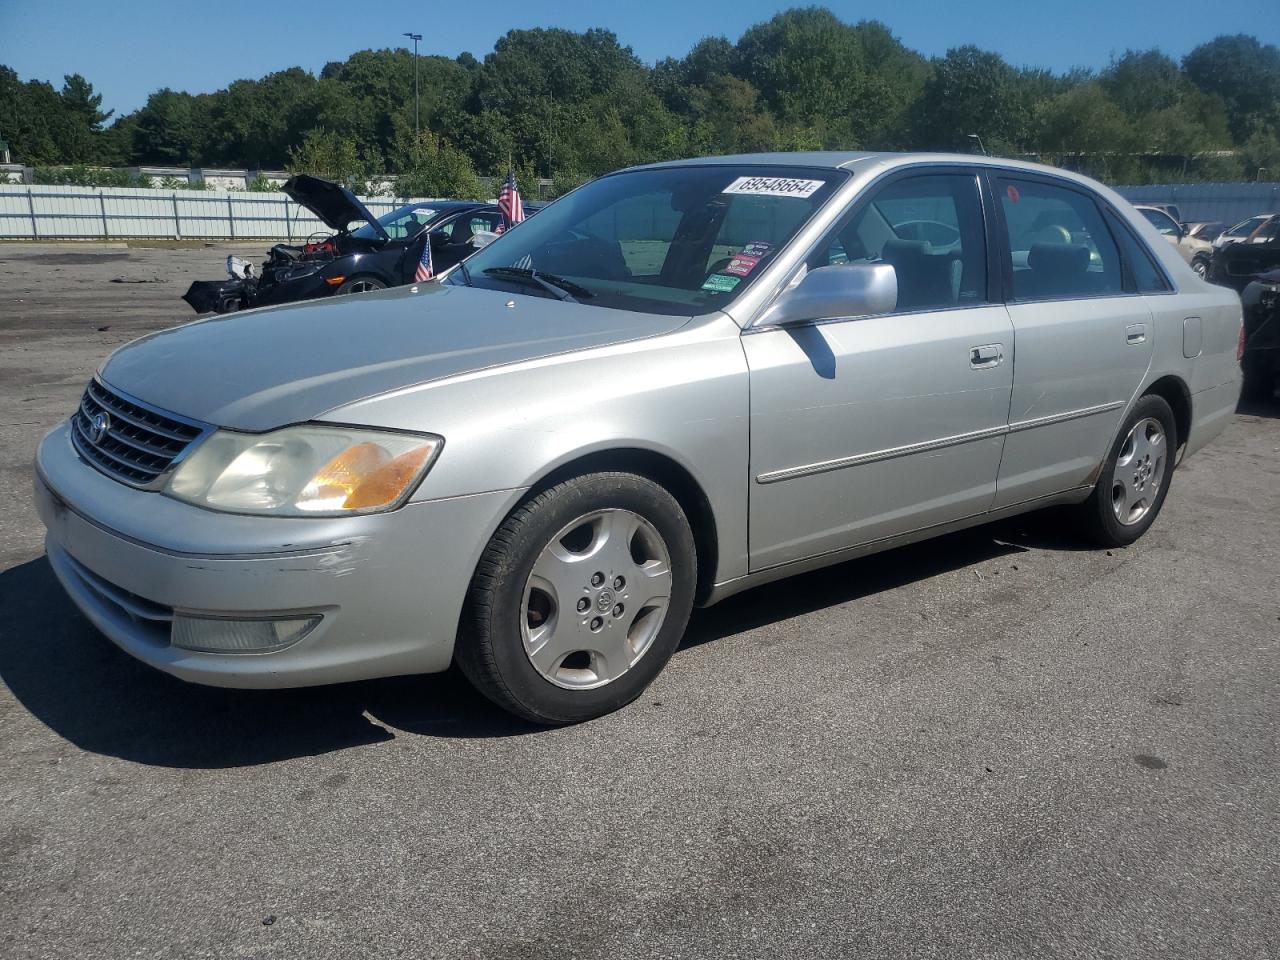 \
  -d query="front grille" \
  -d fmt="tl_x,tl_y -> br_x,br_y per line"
71,379 -> 210,488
